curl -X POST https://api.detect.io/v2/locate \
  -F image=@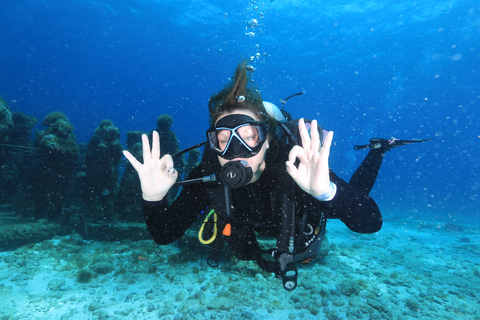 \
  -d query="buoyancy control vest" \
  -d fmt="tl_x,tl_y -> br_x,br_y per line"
197,119 -> 329,291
